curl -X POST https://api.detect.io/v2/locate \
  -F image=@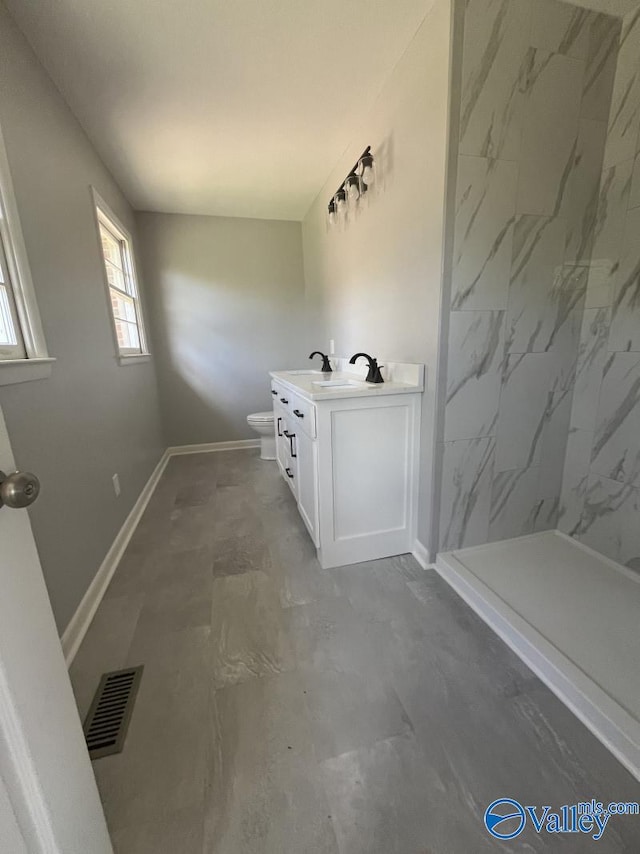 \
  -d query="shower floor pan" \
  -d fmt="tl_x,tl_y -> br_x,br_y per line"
436,530 -> 640,781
